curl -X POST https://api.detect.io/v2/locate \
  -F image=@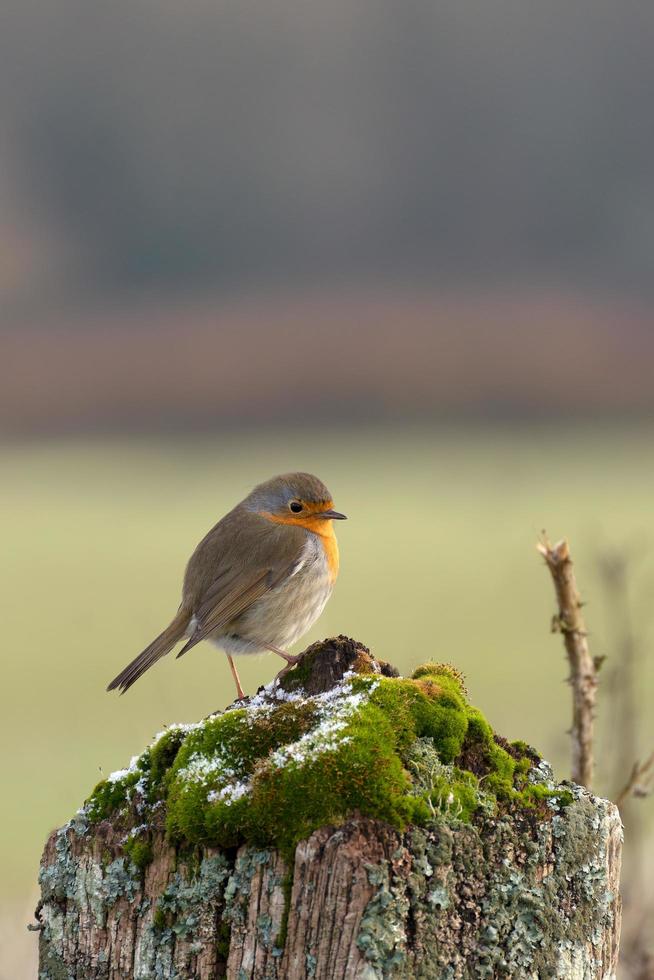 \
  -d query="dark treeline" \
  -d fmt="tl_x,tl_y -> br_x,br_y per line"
2,0 -> 654,316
